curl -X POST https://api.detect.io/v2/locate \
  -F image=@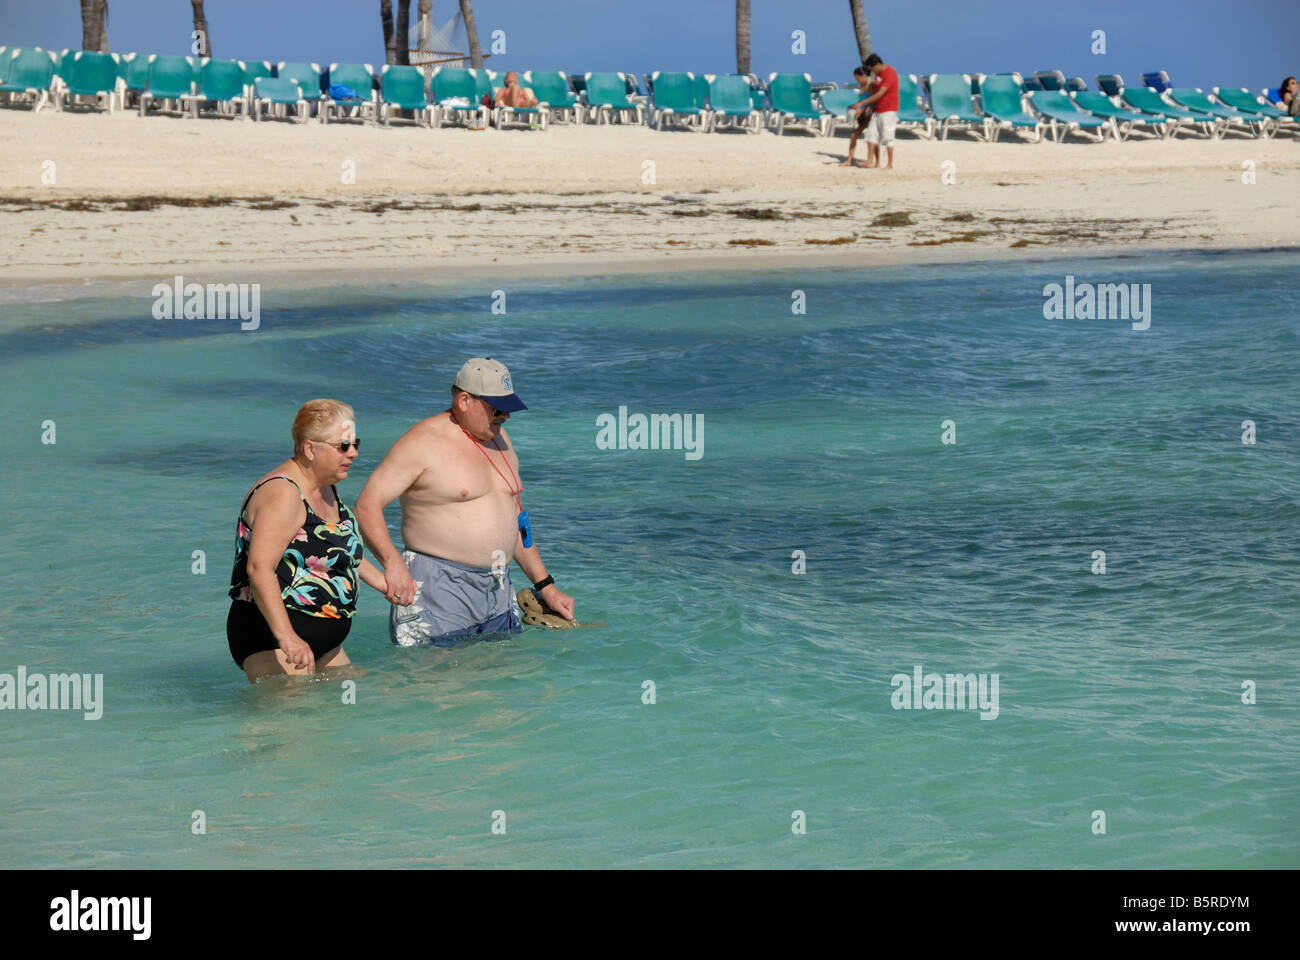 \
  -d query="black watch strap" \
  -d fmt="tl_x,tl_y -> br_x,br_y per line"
532,575 -> 555,592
